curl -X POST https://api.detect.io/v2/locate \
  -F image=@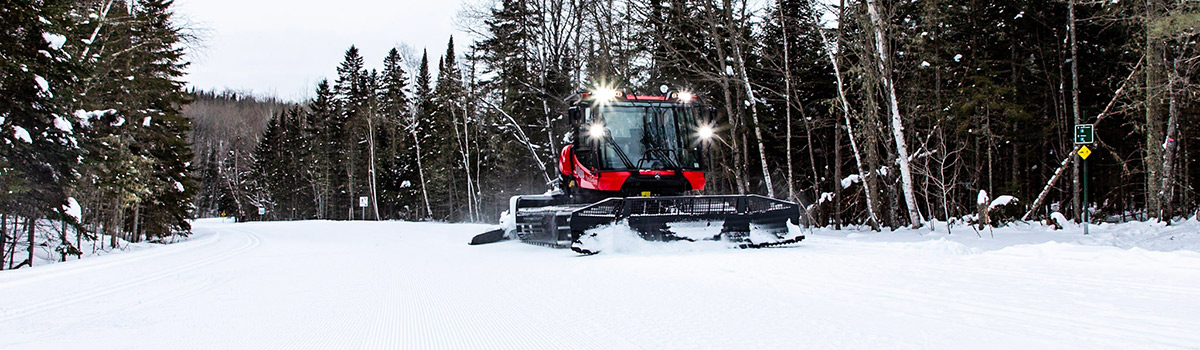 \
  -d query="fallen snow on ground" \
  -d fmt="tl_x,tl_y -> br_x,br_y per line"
0,218 -> 1197,349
